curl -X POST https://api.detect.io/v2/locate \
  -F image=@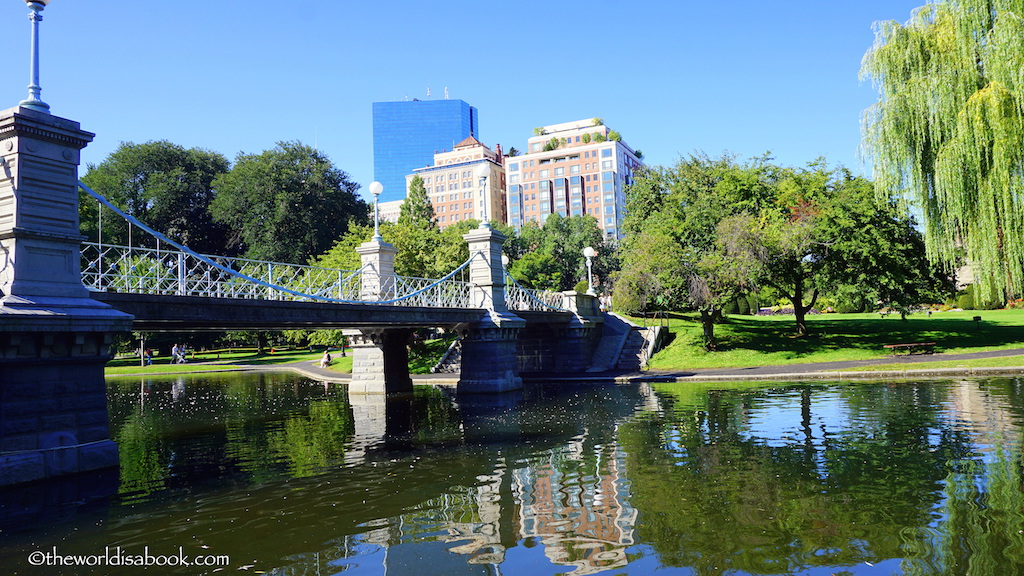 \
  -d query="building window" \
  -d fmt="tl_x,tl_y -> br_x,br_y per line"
539,169 -> 549,178
554,167 -> 565,176
531,143 -> 543,152
509,162 -> 519,171
602,160 -> 612,170
602,148 -> 613,157
570,165 -> 580,174
602,171 -> 613,181
510,174 -> 519,183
